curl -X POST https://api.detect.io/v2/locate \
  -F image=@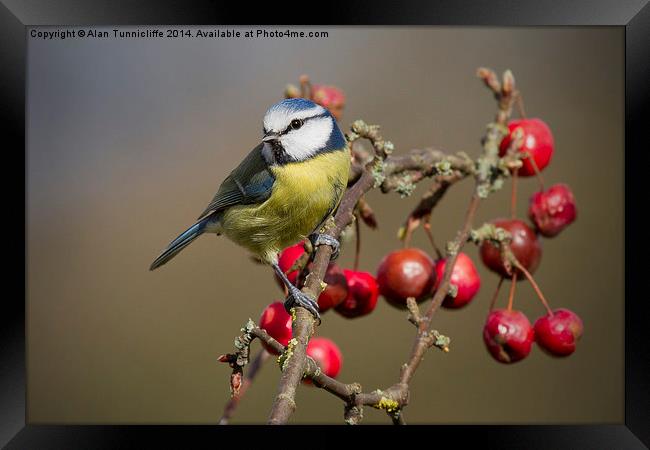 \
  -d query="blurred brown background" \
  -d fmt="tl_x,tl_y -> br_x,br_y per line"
26,26 -> 623,424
